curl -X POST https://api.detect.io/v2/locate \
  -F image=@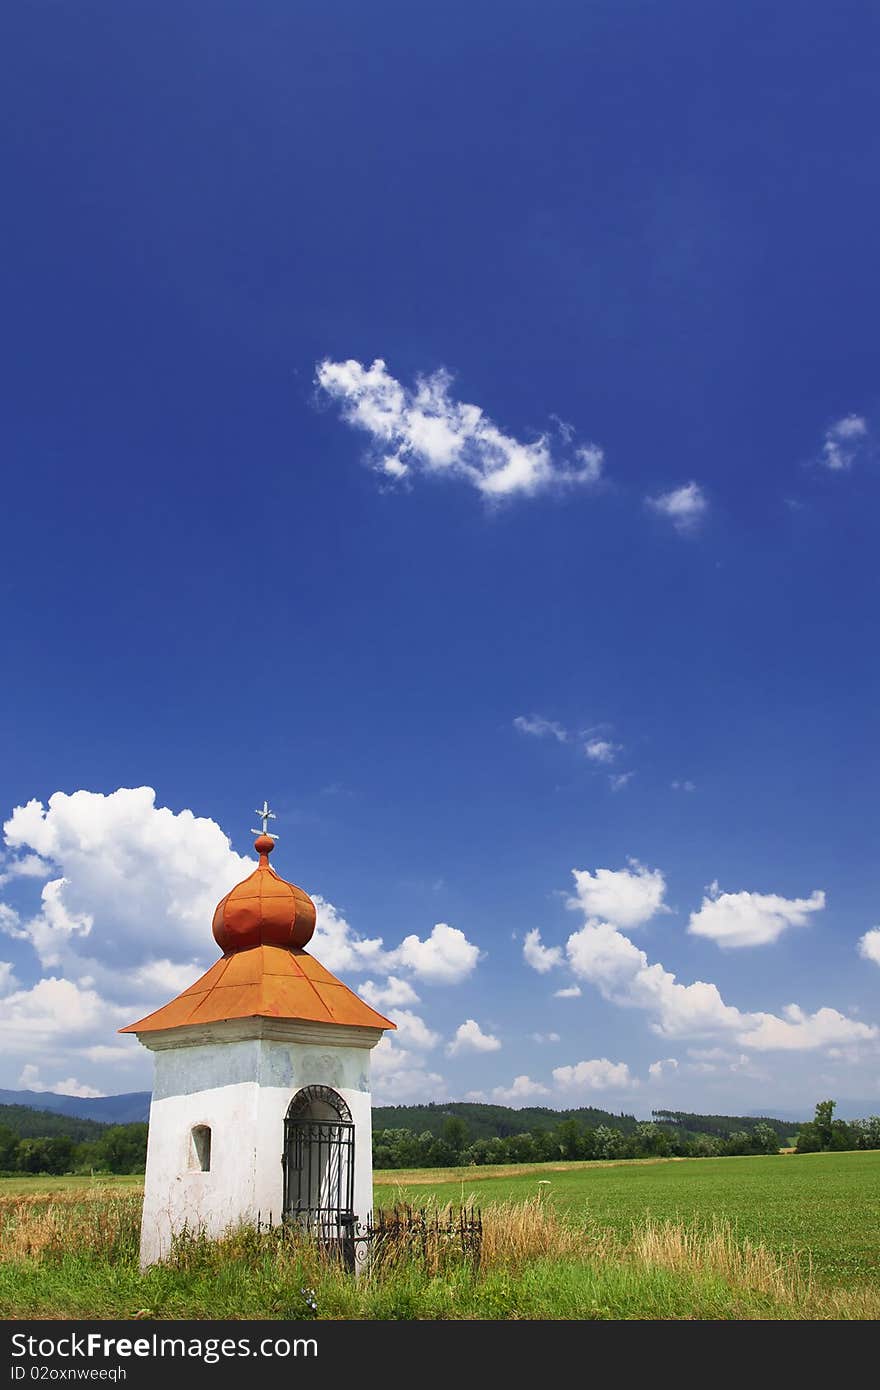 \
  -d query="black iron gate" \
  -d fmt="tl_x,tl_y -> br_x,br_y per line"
282,1085 -> 357,1264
